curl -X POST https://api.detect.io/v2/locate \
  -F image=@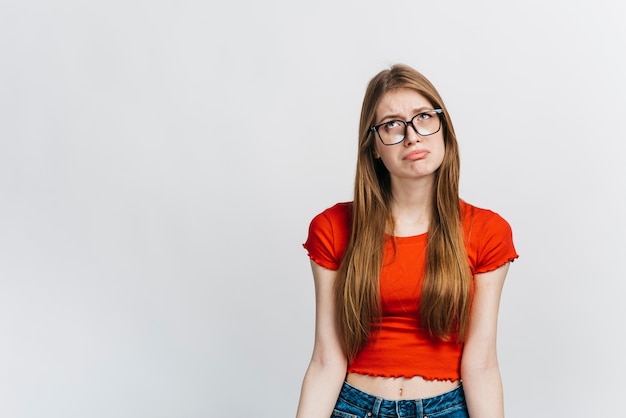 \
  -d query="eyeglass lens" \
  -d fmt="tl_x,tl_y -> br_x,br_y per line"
377,111 -> 441,145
